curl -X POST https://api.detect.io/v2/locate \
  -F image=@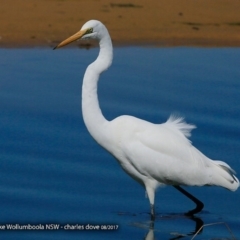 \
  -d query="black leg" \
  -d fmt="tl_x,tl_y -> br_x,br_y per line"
173,186 -> 204,216
150,204 -> 155,221
149,220 -> 154,229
